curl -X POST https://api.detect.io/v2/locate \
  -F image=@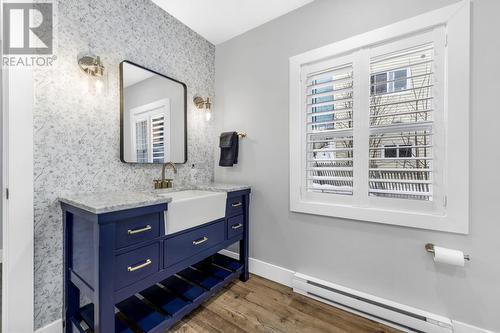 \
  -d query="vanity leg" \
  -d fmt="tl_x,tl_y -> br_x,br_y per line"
239,239 -> 249,282
94,303 -> 115,333
95,223 -> 116,333
63,212 -> 80,333
239,193 -> 250,282
64,281 -> 80,333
